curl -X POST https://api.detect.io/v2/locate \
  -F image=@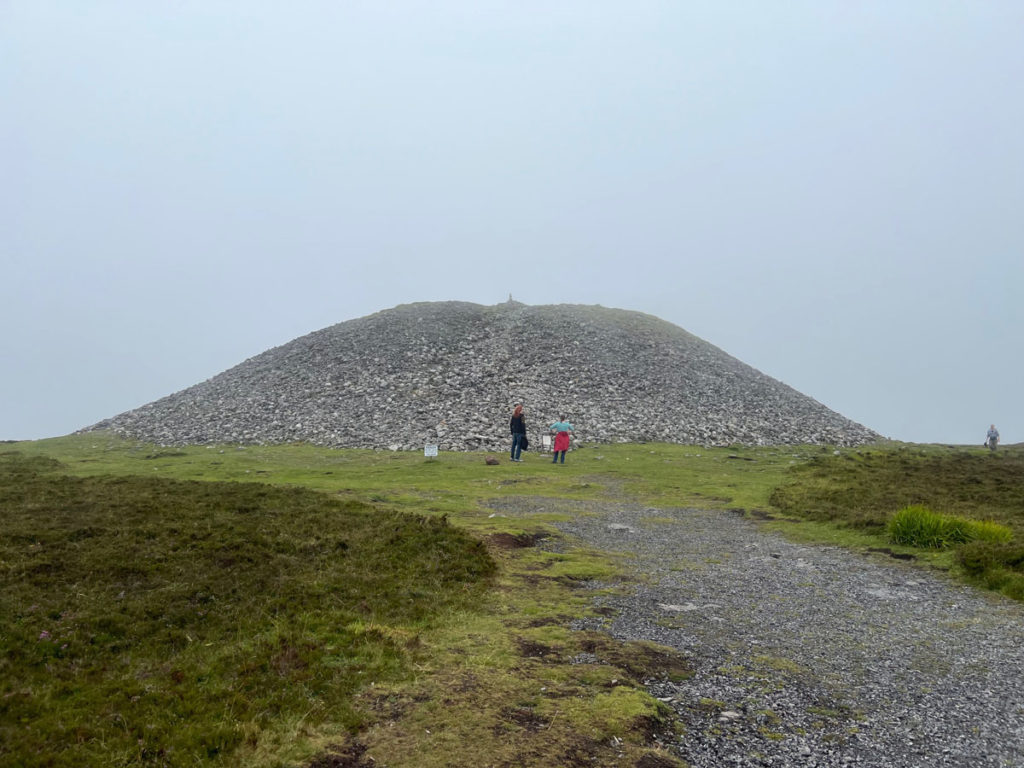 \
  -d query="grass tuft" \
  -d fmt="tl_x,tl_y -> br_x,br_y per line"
888,505 -> 1012,549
